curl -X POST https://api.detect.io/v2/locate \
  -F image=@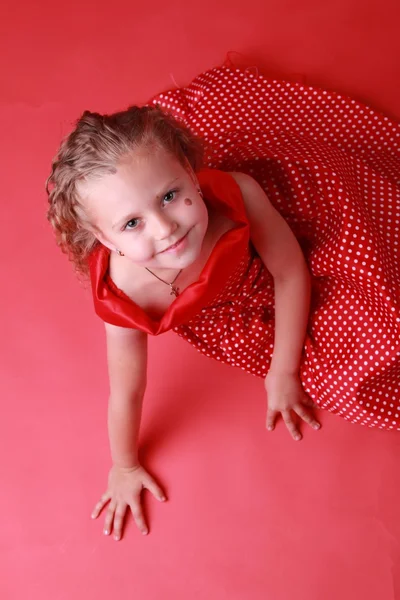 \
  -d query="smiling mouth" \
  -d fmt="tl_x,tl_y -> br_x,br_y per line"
159,230 -> 190,253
